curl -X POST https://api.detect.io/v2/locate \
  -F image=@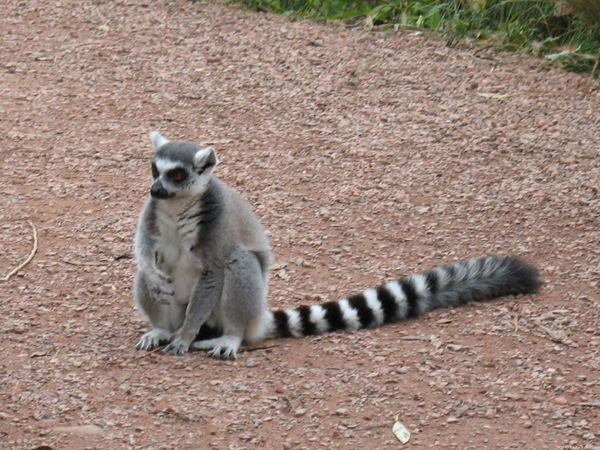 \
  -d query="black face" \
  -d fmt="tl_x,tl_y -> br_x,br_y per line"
149,163 -> 188,199
150,164 -> 188,184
